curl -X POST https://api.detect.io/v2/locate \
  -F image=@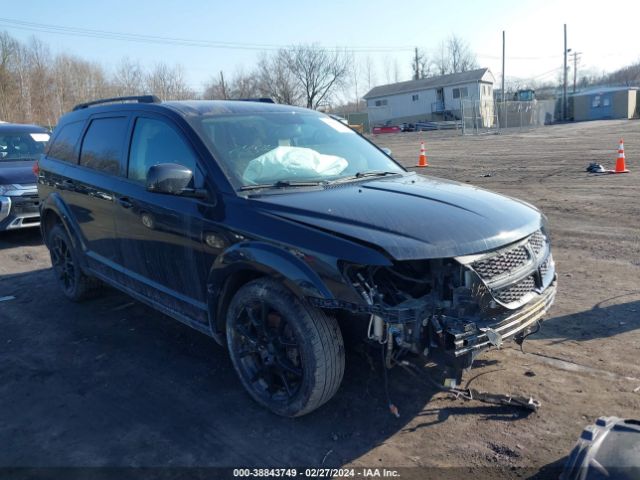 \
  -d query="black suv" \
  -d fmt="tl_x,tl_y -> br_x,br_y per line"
38,96 -> 556,417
